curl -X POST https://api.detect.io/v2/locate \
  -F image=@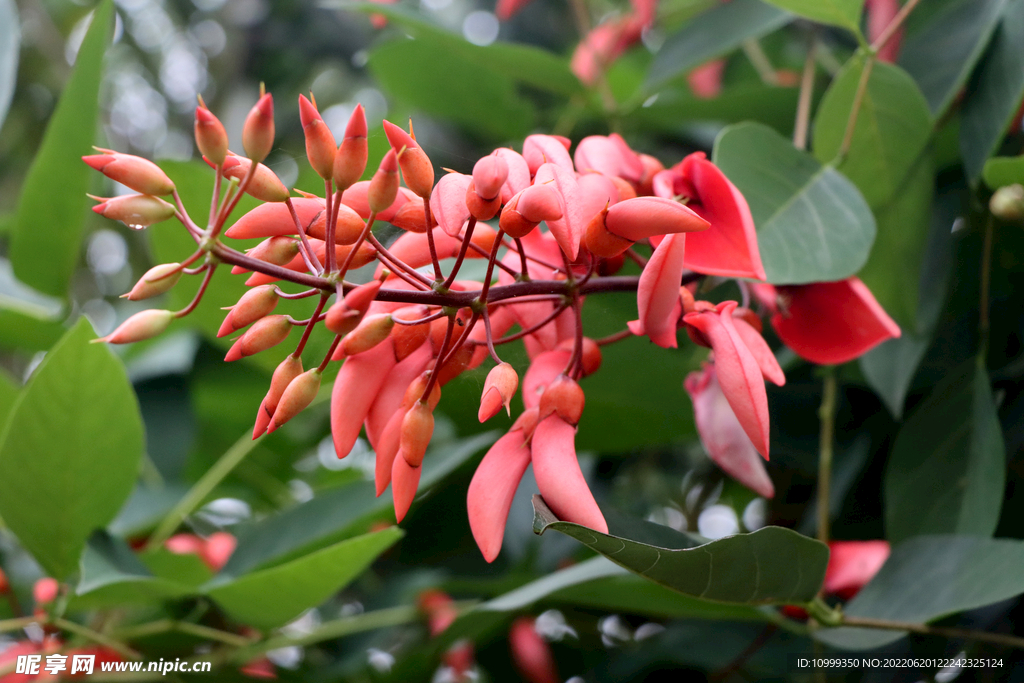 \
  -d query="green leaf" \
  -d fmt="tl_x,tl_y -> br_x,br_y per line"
632,84 -> 803,135
139,548 -> 213,588
884,361 -> 1005,543
859,333 -> 930,419
75,532 -> 193,608
8,1 -> 114,297
533,496 -> 828,604
817,536 -> 1024,650
983,154 -> 1024,188
0,0 -> 18,129
0,369 -> 17,427
645,0 -> 792,91
761,0 -> 863,32
713,122 -> 876,284
898,0 -> 1007,117
0,318 -> 144,578
204,527 -> 402,629
812,54 -> 932,208
959,0 -> 1024,183
369,35 -> 535,140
